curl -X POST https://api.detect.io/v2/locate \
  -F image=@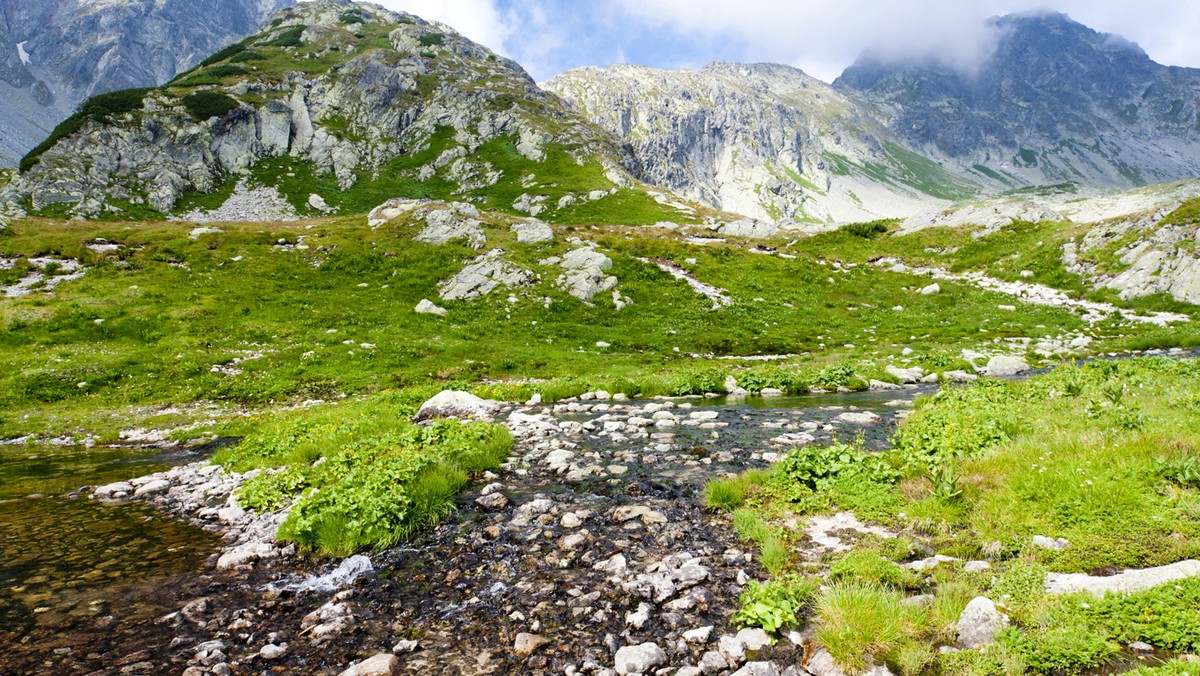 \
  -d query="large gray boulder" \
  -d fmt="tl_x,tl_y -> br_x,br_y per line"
985,356 -> 1031,377
511,219 -> 554,244
956,596 -> 1010,648
557,246 -> 617,301
414,391 -> 501,423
